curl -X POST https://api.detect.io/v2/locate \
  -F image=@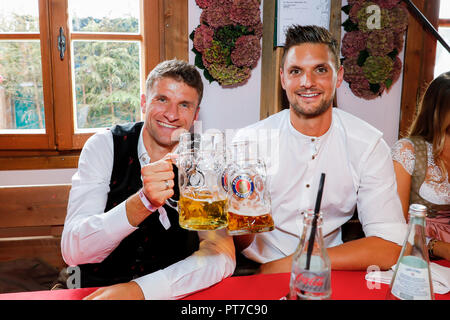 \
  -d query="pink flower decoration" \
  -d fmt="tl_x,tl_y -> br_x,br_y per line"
193,24 -> 214,53
387,5 -> 409,33
393,32 -> 405,52
247,21 -> 263,39
373,0 -> 401,9
192,0 -> 262,87
343,57 -> 364,84
350,79 -> 385,100
390,56 -> 403,86
206,63 -> 251,87
347,0 -> 365,5
366,29 -> 395,56
341,31 -> 368,58
204,0 -> 233,28
195,0 -> 212,9
342,1 -> 407,100
230,0 -> 261,27
0,75 -> 4,84
231,35 -> 261,68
